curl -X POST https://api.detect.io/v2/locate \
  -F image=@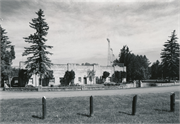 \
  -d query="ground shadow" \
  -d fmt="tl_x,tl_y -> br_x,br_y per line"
154,109 -> 171,112
32,115 -> 43,119
77,113 -> 90,117
119,111 -> 132,115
